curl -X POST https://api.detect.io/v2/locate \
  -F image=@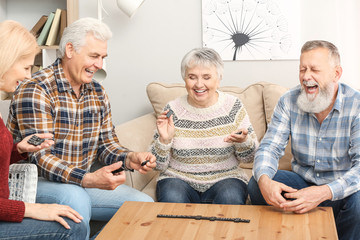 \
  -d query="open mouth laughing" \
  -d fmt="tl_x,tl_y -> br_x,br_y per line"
194,89 -> 207,94
85,68 -> 95,75
303,80 -> 319,94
